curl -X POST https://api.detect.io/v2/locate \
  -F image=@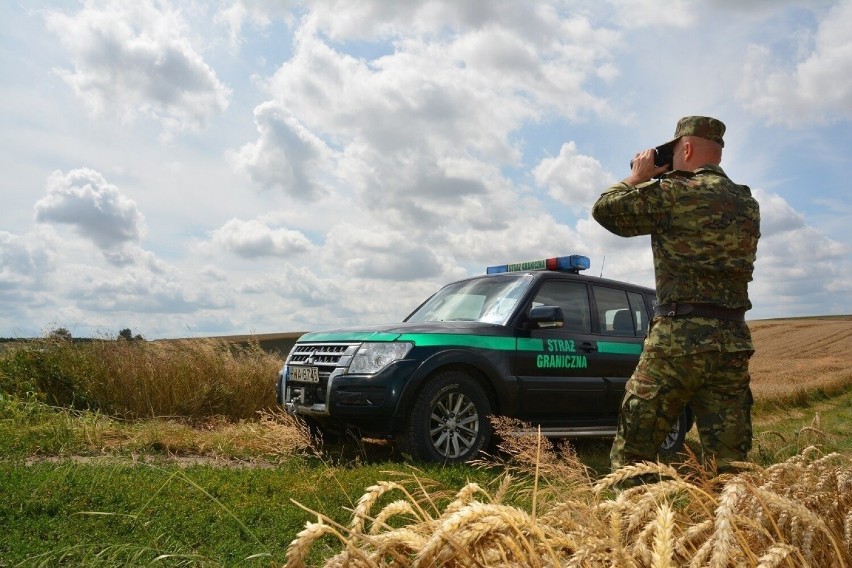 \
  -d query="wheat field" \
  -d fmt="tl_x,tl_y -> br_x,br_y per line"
749,316 -> 852,402
285,316 -> 852,567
